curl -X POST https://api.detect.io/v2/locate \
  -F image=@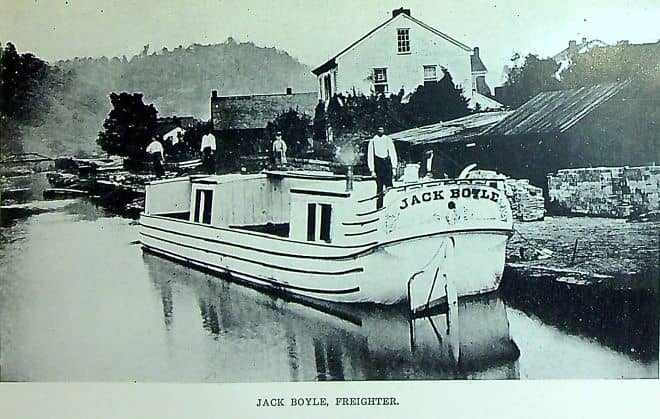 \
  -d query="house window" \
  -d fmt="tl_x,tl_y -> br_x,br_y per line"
322,73 -> 334,101
423,65 -> 438,82
397,28 -> 410,53
193,189 -> 213,224
373,68 -> 388,94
